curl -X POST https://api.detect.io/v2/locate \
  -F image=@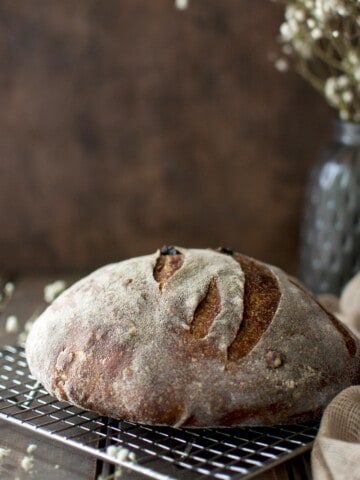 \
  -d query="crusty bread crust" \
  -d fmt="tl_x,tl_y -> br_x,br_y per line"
25,248 -> 360,427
